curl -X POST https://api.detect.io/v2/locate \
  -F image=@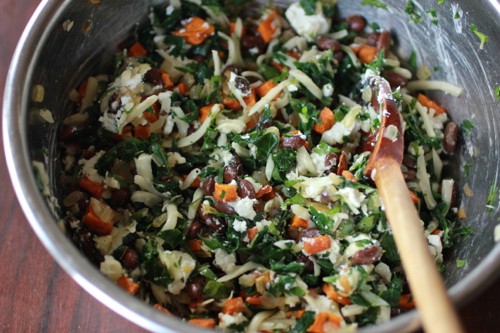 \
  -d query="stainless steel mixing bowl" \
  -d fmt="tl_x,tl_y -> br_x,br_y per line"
3,1 -> 499,332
